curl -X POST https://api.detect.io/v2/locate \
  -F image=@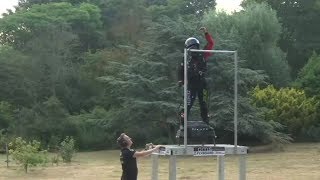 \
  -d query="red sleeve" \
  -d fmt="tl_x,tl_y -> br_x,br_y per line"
203,32 -> 215,61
